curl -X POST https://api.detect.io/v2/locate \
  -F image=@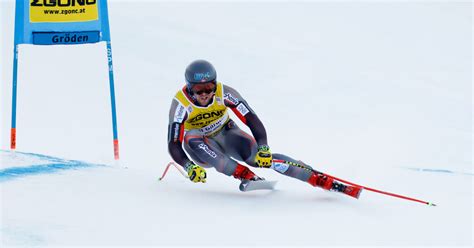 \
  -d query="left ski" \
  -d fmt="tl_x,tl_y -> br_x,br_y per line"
239,180 -> 277,192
